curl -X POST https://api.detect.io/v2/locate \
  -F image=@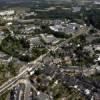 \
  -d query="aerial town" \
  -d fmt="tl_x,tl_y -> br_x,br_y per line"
0,0 -> 100,100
